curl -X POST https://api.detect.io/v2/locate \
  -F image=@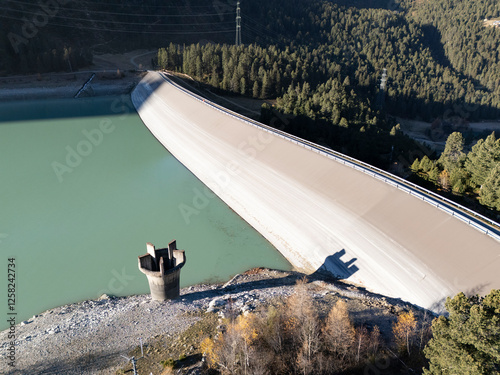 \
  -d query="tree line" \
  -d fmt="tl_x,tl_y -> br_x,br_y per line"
198,278 -> 431,375
183,279 -> 500,374
156,42 -> 419,168
411,131 -> 500,214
